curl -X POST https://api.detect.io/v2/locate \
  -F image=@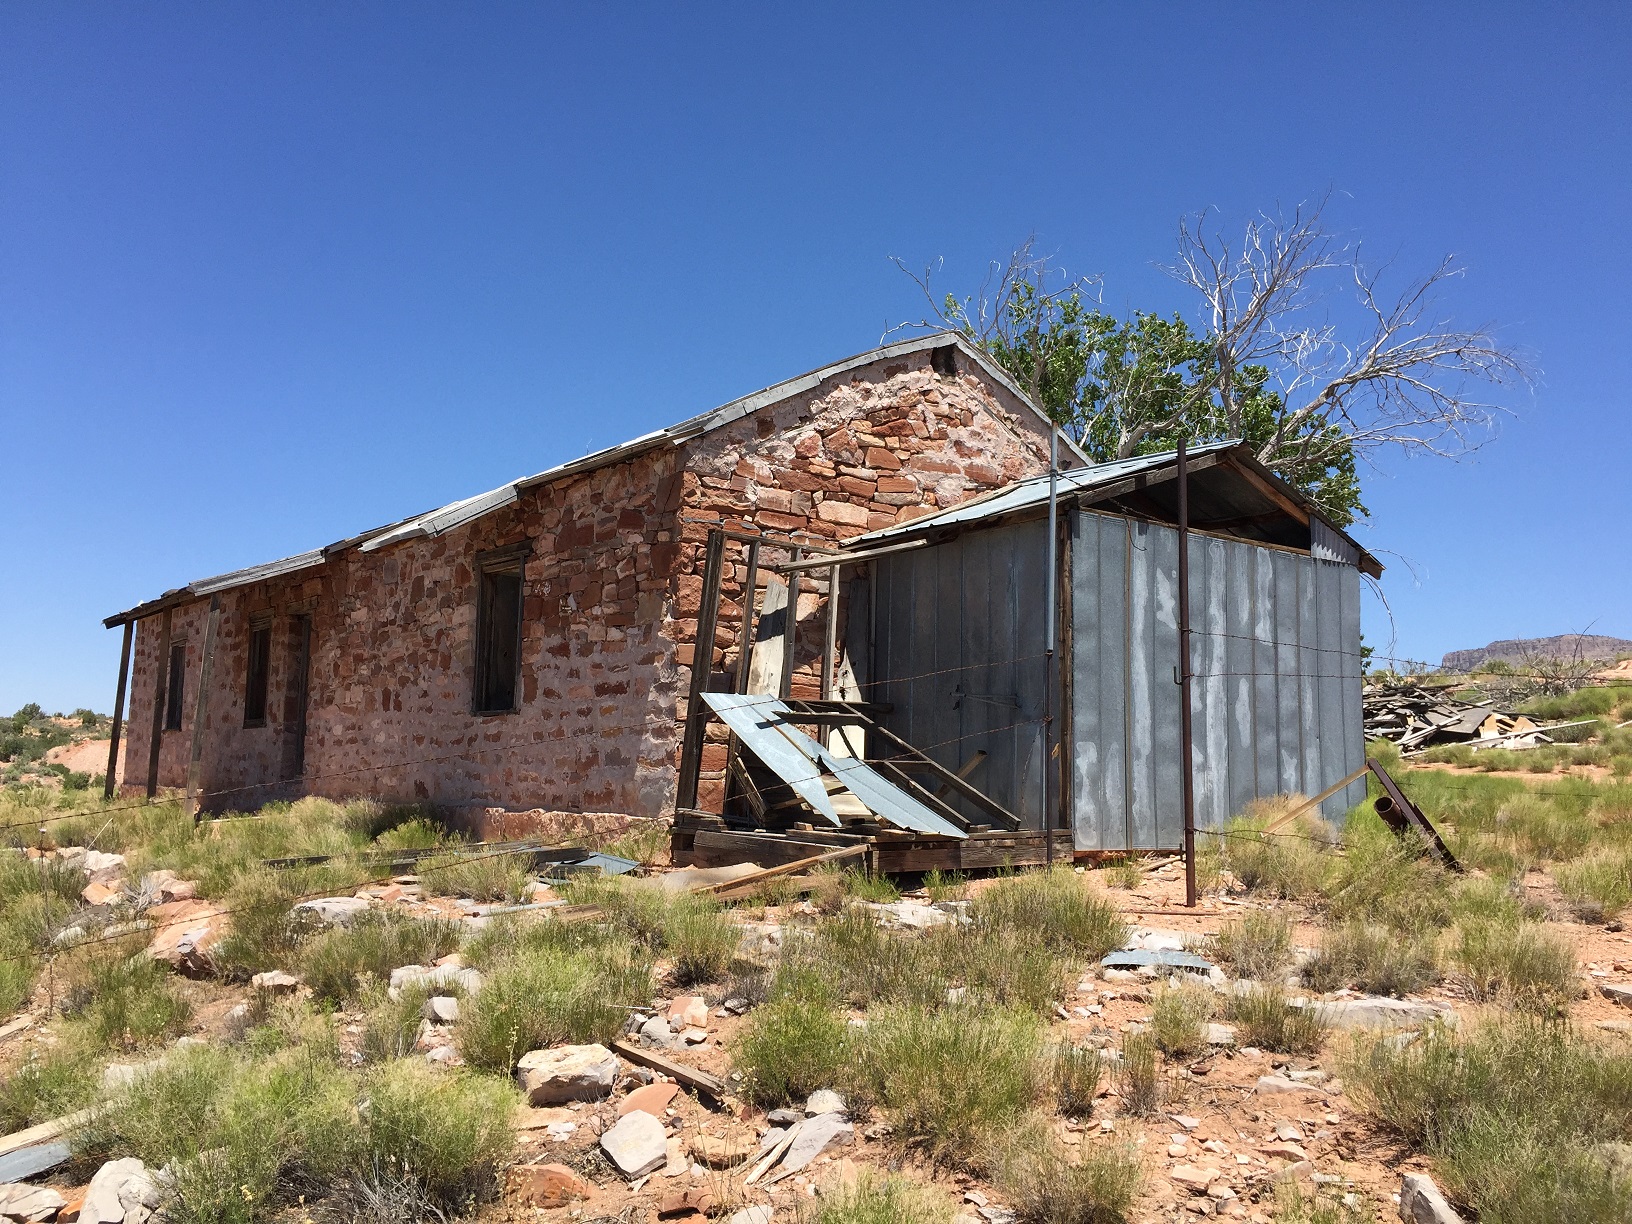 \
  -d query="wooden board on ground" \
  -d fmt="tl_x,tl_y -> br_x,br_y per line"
610,1040 -> 726,1100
